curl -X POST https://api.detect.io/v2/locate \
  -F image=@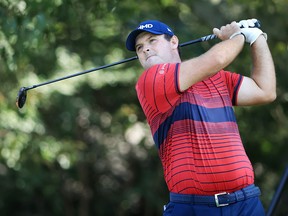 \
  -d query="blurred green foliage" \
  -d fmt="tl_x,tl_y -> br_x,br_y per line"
0,0 -> 287,215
